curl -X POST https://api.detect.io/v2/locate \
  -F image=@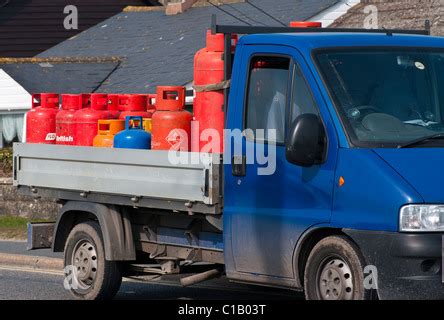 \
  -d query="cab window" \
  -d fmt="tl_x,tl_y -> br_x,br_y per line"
245,56 -> 290,144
